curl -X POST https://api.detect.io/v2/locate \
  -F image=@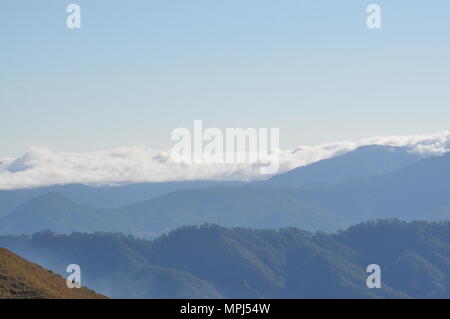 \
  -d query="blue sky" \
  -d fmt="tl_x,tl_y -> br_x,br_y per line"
1,0 -> 450,156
